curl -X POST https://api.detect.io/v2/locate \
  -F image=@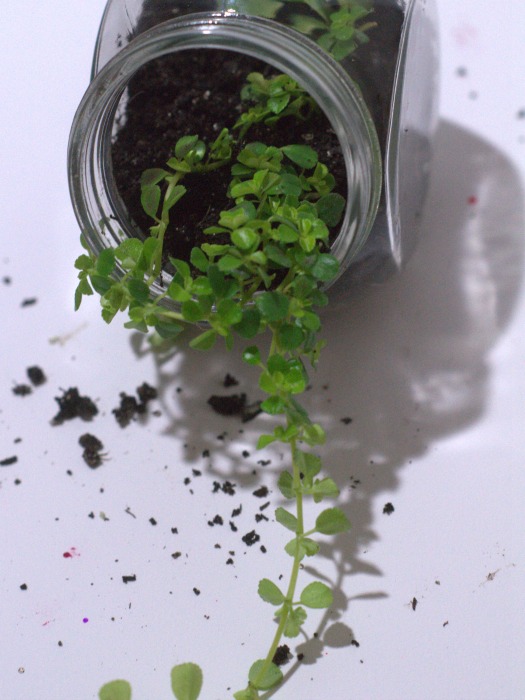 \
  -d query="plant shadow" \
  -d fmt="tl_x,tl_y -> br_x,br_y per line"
129,117 -> 524,687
